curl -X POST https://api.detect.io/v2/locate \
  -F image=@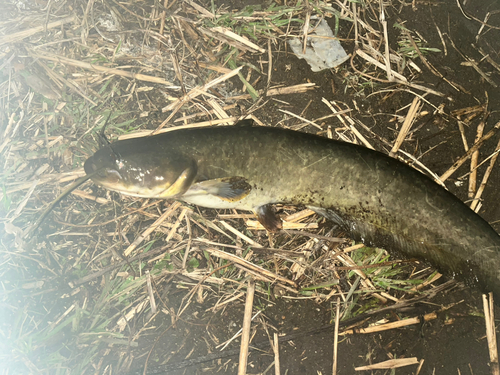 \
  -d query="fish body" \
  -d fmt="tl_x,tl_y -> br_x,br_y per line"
84,124 -> 500,297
